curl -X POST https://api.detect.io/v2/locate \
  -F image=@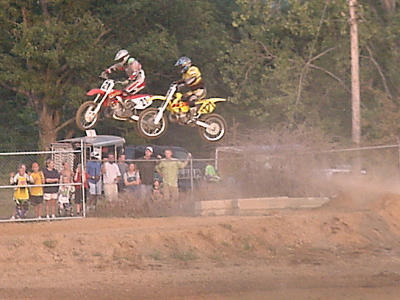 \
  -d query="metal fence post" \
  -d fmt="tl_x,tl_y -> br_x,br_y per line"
190,157 -> 194,195
81,139 -> 86,218
397,138 -> 400,175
